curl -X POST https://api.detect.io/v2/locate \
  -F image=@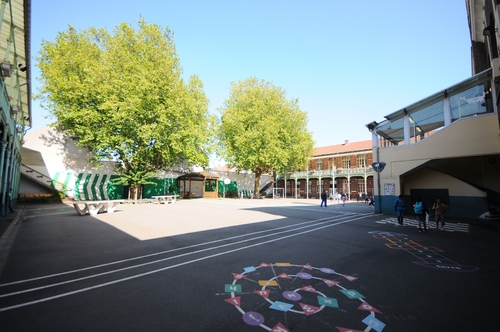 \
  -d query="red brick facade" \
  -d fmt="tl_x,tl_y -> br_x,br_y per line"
277,140 -> 374,199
